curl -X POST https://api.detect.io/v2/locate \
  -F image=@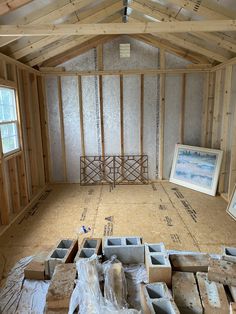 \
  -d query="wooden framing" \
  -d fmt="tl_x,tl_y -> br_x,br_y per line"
78,76 -> 85,157
10,0 -> 124,60
8,157 -> 21,213
201,72 -> 210,147
0,0 -> 95,48
206,72 -> 215,148
219,66 -> 232,194
0,0 -> 33,16
140,74 -> 144,155
179,73 -> 186,144
120,75 -> 124,156
57,76 -> 67,182
36,75 -> 50,183
97,44 -> 105,157
158,49 -> 165,180
211,70 -> 222,149
0,20 -> 236,36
